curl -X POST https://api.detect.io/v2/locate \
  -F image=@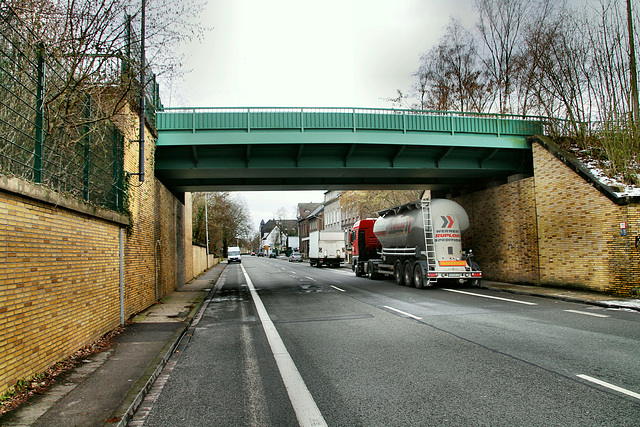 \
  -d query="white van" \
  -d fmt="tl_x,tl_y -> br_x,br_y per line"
227,246 -> 241,263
